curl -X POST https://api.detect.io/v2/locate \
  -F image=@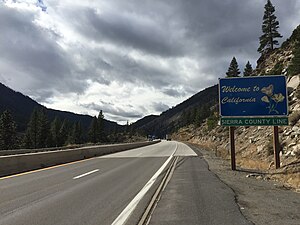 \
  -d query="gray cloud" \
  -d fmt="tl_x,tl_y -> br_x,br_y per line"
0,0 -> 299,123
0,5 -> 88,101
152,102 -> 170,113
63,2 -> 186,58
82,102 -> 143,121
162,87 -> 187,98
